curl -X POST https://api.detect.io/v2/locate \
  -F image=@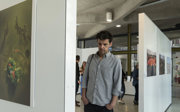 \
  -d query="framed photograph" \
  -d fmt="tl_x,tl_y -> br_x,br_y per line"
167,57 -> 171,74
147,49 -> 156,77
159,54 -> 165,75
0,0 -> 34,106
